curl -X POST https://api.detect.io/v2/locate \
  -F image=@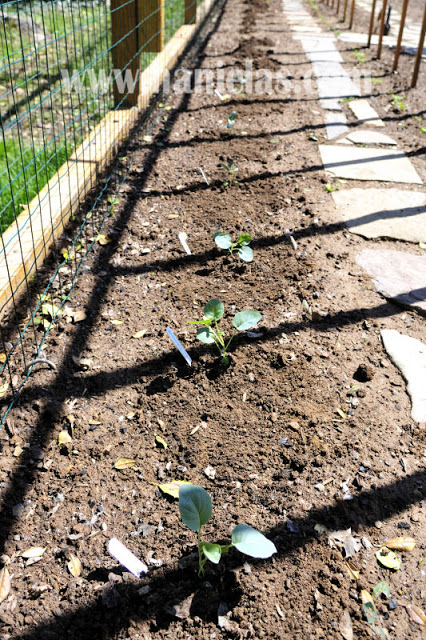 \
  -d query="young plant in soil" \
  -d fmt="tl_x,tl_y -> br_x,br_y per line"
189,298 -> 261,364
179,484 -> 276,576
220,160 -> 238,186
213,231 -> 253,262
